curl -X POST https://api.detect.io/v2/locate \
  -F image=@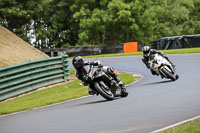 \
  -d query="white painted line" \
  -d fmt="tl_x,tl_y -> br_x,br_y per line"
0,95 -> 91,118
121,71 -> 143,86
0,72 -> 142,118
151,115 -> 200,133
